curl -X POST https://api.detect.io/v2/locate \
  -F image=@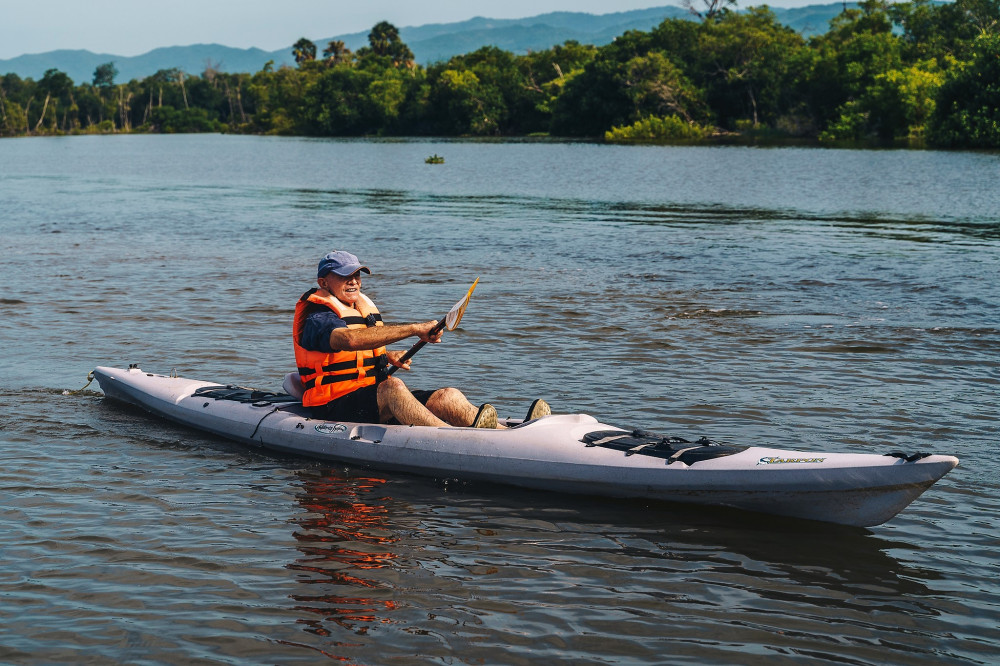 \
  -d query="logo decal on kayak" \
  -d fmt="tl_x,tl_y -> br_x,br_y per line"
315,423 -> 348,435
758,456 -> 826,465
